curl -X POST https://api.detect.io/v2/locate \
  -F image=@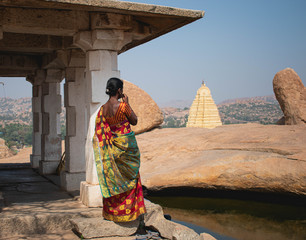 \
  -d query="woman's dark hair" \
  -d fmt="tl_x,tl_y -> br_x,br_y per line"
105,77 -> 123,96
